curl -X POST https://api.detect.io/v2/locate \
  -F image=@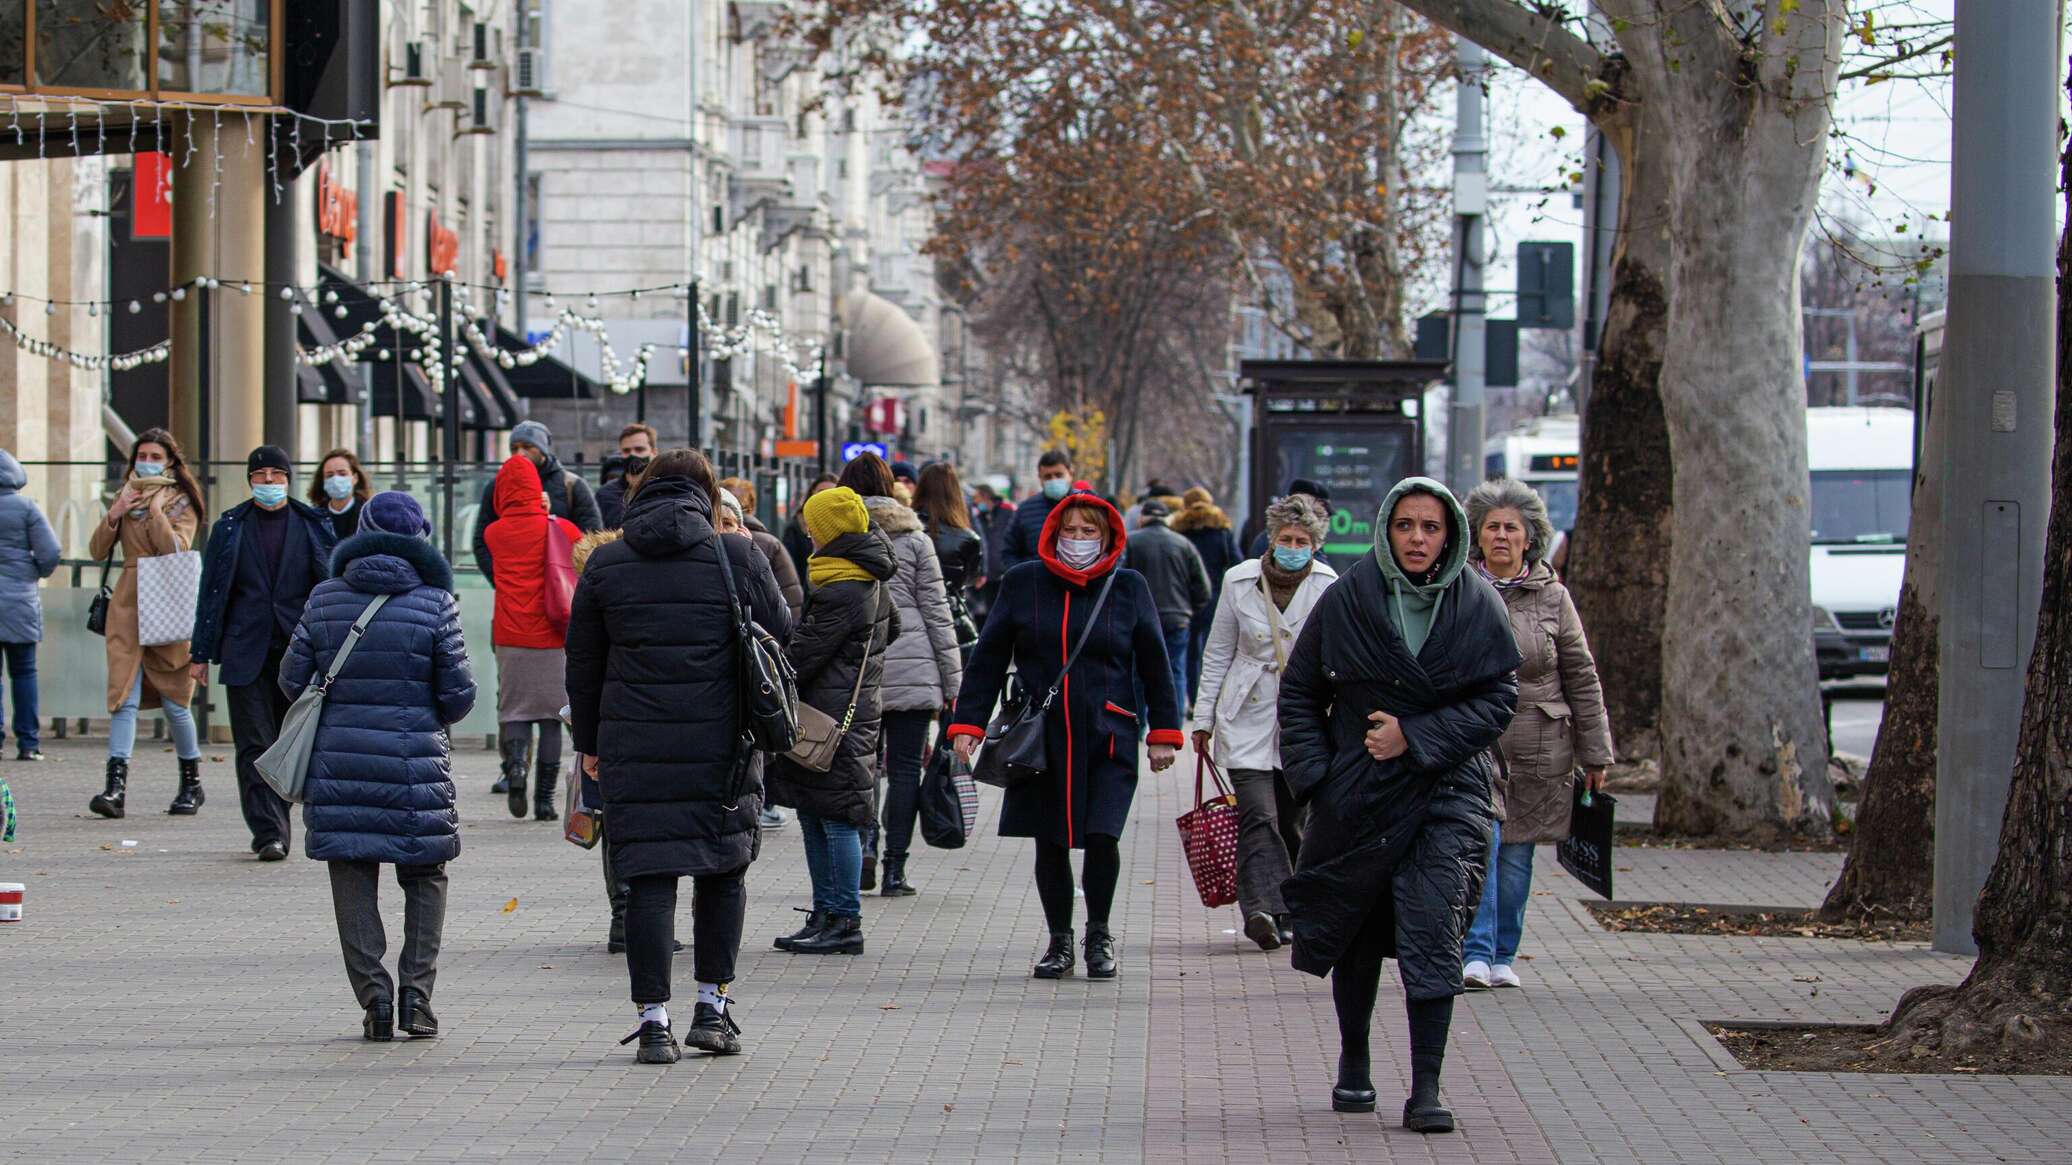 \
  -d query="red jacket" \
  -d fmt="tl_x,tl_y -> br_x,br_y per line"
483,456 -> 582,648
